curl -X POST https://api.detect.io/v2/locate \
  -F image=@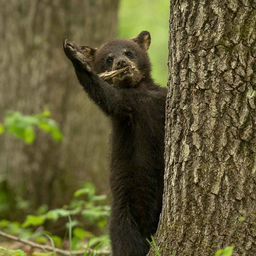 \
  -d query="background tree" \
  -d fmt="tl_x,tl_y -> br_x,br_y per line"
0,0 -> 119,213
152,0 -> 256,255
